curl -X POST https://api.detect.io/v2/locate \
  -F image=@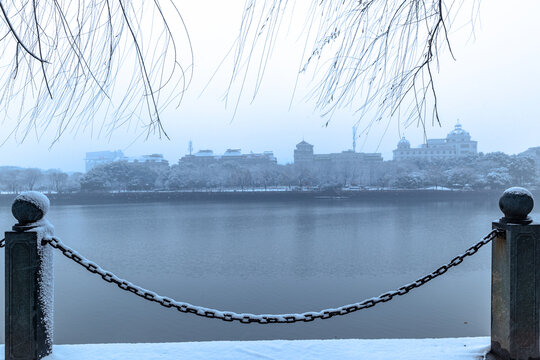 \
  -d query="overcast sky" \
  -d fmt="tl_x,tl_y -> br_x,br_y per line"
1,0 -> 539,172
